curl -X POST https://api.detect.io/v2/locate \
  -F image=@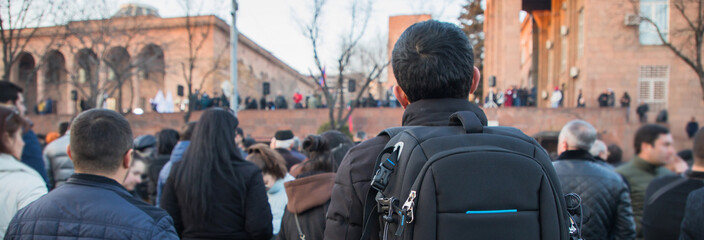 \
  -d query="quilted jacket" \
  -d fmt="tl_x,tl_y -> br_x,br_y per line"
553,150 -> 636,240
4,173 -> 178,240
42,134 -> 74,189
